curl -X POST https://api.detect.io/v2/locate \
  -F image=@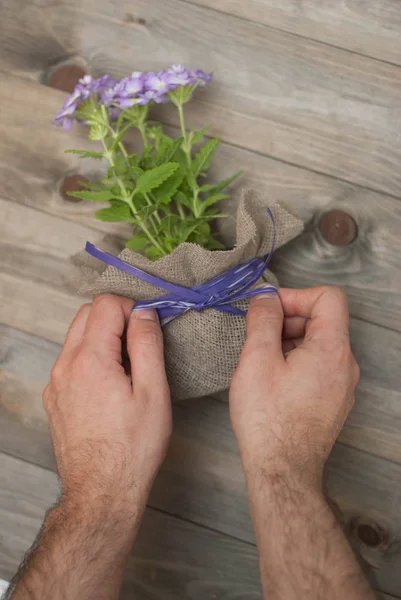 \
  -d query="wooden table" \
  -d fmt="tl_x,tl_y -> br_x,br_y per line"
1,0 -> 401,597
